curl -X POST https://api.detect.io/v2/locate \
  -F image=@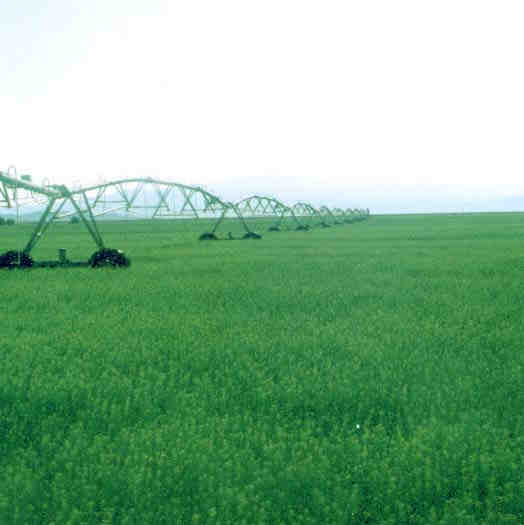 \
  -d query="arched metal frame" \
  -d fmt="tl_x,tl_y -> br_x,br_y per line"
332,208 -> 347,224
1,169 -> 371,262
291,202 -> 325,228
345,208 -> 369,222
318,205 -> 342,226
0,173 -> 251,255
235,195 -> 304,231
